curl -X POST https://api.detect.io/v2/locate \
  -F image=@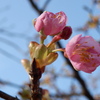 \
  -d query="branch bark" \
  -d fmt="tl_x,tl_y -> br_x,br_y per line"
0,90 -> 19,100
29,0 -> 43,14
29,59 -> 42,100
